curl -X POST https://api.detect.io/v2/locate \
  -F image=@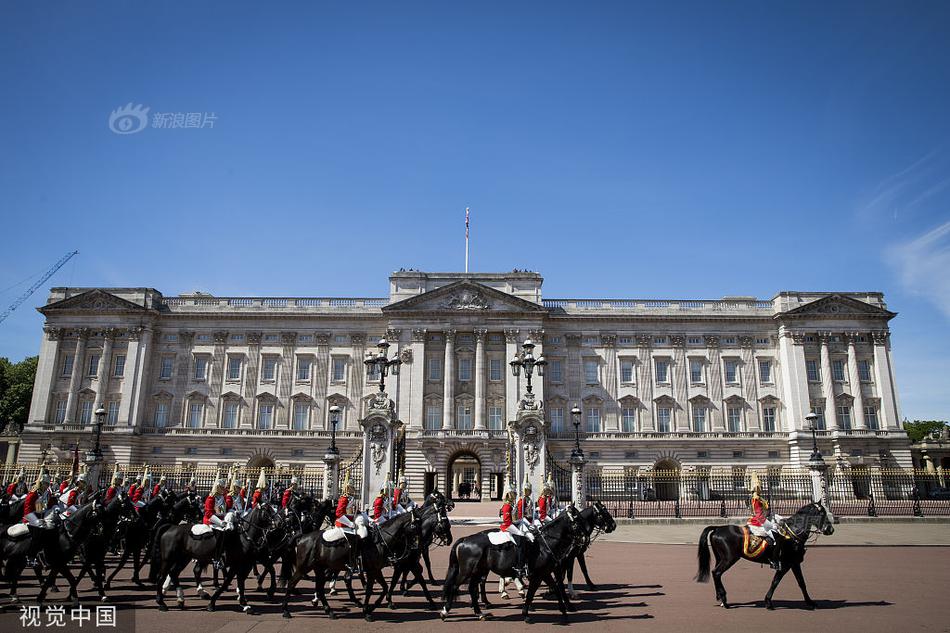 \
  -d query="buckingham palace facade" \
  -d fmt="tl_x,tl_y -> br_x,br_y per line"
20,269 -> 912,497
